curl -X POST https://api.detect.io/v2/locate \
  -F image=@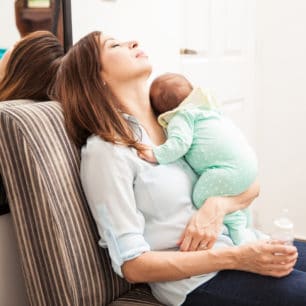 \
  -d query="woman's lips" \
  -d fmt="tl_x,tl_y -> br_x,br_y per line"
136,51 -> 148,58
